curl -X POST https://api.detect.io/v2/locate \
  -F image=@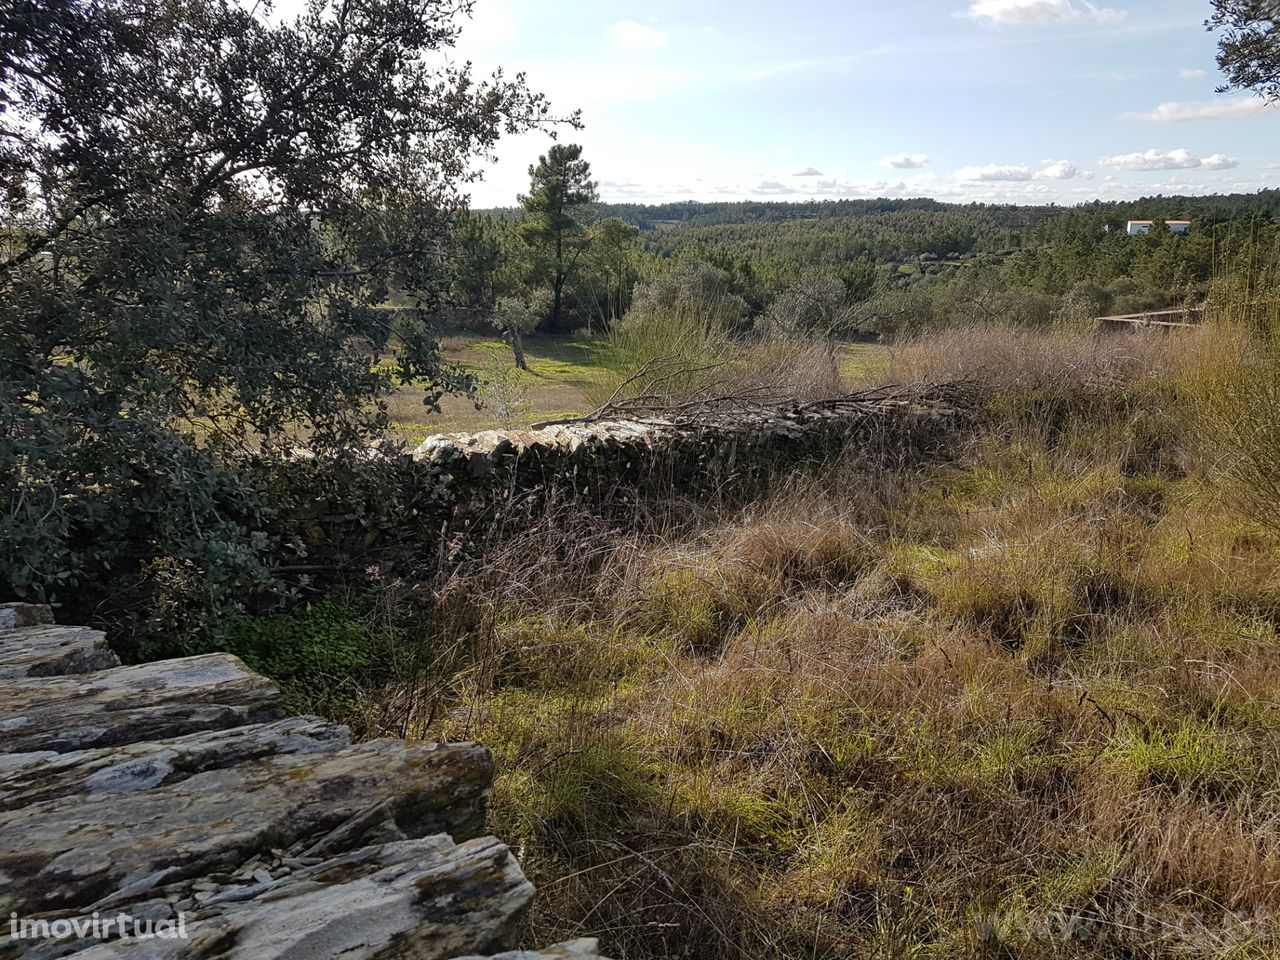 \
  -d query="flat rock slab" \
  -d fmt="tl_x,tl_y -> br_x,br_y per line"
0,738 -> 494,915
0,610 -> 594,960
0,716 -> 351,810
0,654 -> 283,754
457,941 -> 610,959
0,603 -> 54,631
0,625 -> 120,680
47,836 -> 534,960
